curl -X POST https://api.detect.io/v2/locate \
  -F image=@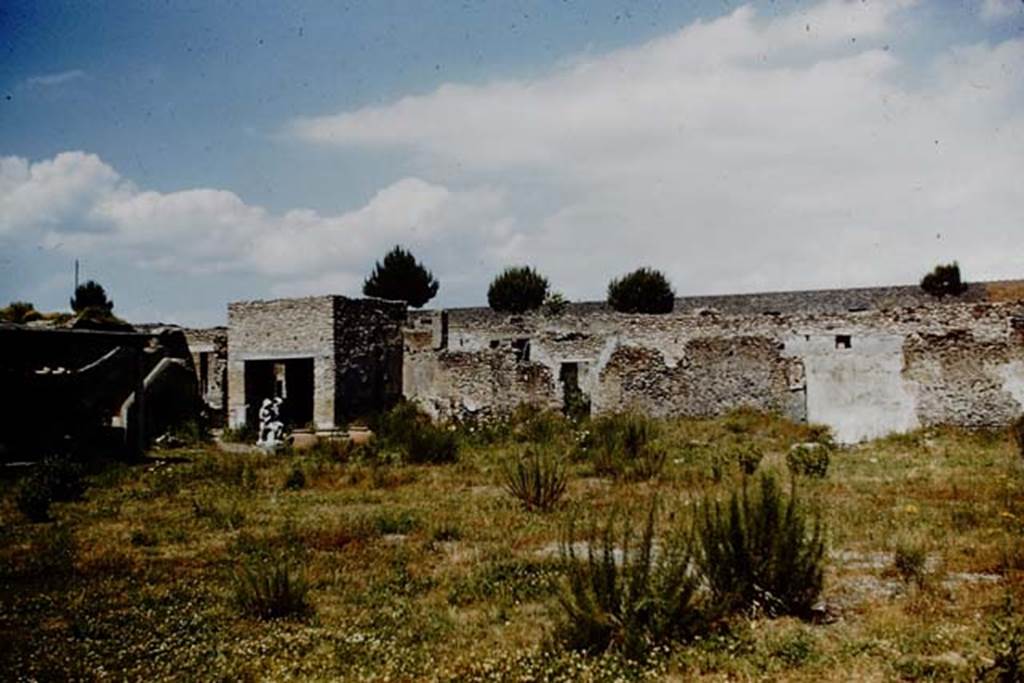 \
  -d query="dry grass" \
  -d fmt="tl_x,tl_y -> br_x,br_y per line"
1,411 -> 1023,681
